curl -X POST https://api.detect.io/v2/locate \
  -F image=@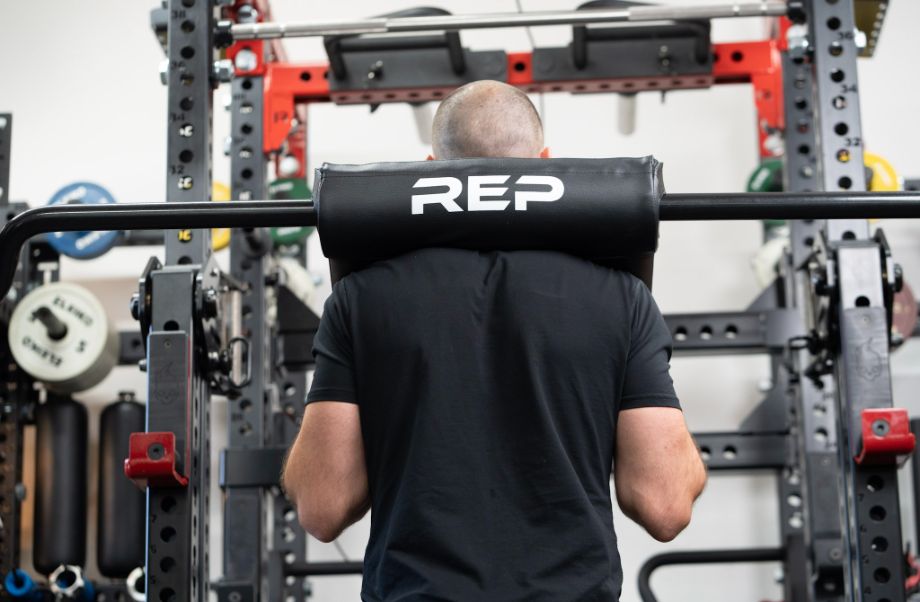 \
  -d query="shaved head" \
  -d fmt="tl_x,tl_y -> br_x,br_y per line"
432,80 -> 544,160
